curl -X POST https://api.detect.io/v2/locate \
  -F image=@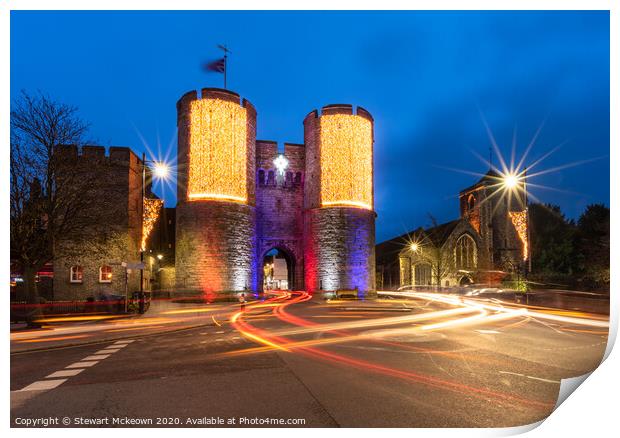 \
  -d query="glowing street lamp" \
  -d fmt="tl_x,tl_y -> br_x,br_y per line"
139,154 -> 171,301
502,173 -> 519,189
151,161 -> 170,180
410,242 -> 419,252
